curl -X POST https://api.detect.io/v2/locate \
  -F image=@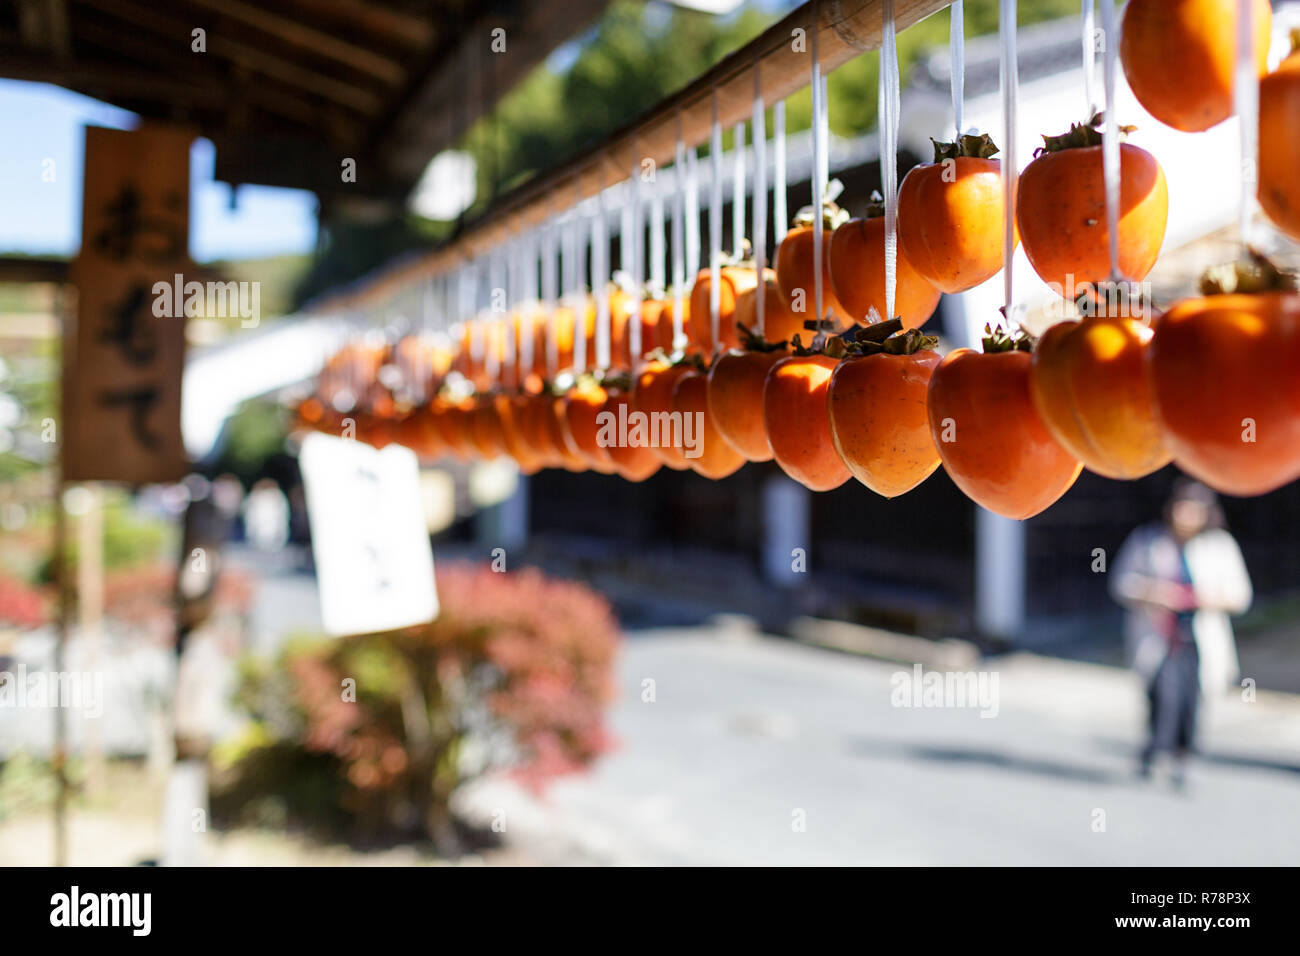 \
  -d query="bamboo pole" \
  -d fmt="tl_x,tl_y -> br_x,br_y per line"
313,0 -> 955,314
